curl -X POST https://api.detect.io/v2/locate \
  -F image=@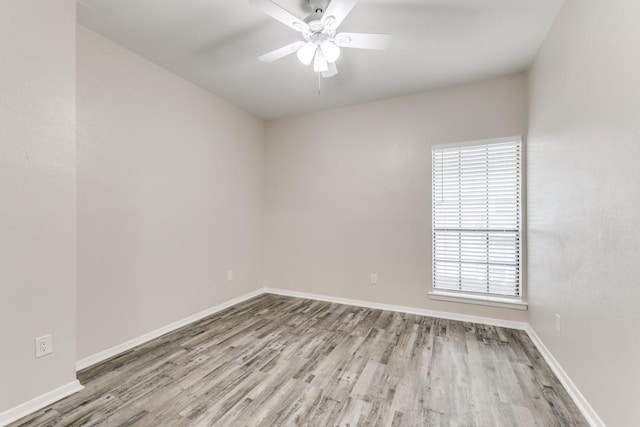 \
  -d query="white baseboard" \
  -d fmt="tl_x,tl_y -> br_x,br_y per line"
0,380 -> 83,427
76,288 -> 264,371
525,325 -> 604,427
263,287 -> 528,331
